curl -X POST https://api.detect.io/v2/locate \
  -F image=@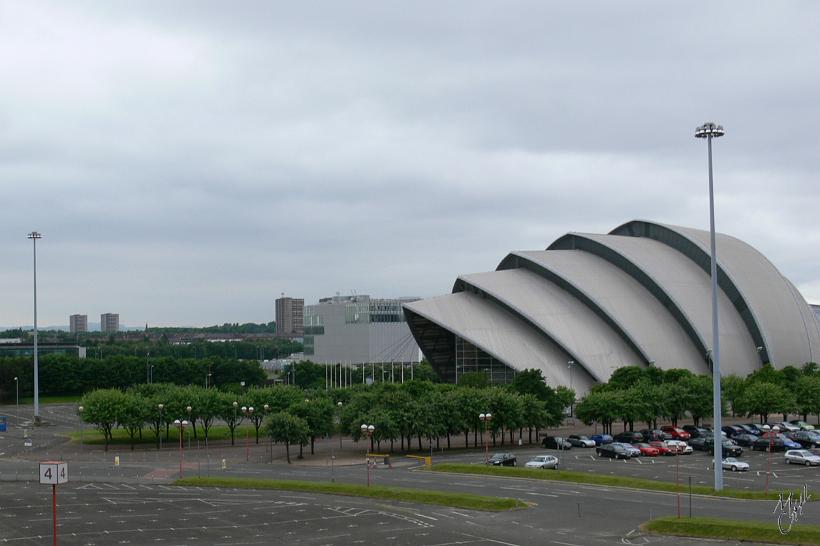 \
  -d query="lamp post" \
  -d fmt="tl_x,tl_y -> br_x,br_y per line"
762,424 -> 780,495
232,401 -> 238,446
567,360 -> 576,418
242,406 -> 253,462
13,377 -> 18,426
205,373 -> 212,389
150,365 -> 154,384
27,231 -> 42,424
337,401 -> 344,449
264,404 -> 272,463
175,419 -> 189,478
158,404 -> 164,450
361,424 -> 375,487
695,121 -> 725,491
78,405 -> 84,451
186,405 -> 193,450
146,352 -> 150,384
479,413 -> 492,463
